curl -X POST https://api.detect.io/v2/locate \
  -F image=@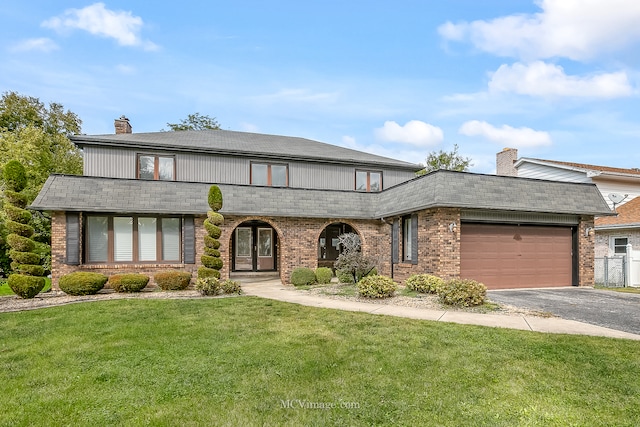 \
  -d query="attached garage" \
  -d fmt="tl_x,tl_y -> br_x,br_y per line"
460,223 -> 575,289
